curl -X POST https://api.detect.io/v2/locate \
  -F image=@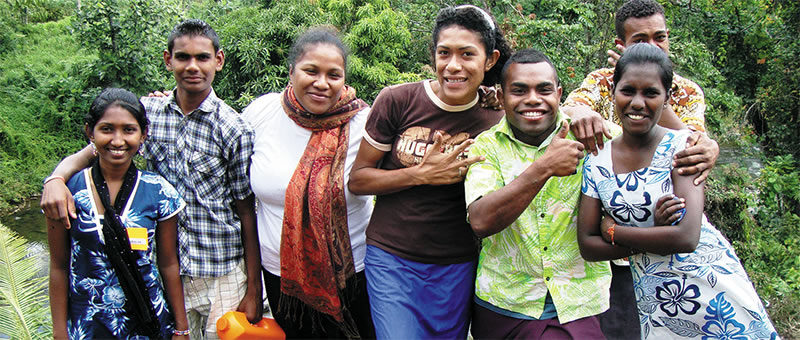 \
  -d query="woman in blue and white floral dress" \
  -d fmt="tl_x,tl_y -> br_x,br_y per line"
576,44 -> 778,340
48,88 -> 189,339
